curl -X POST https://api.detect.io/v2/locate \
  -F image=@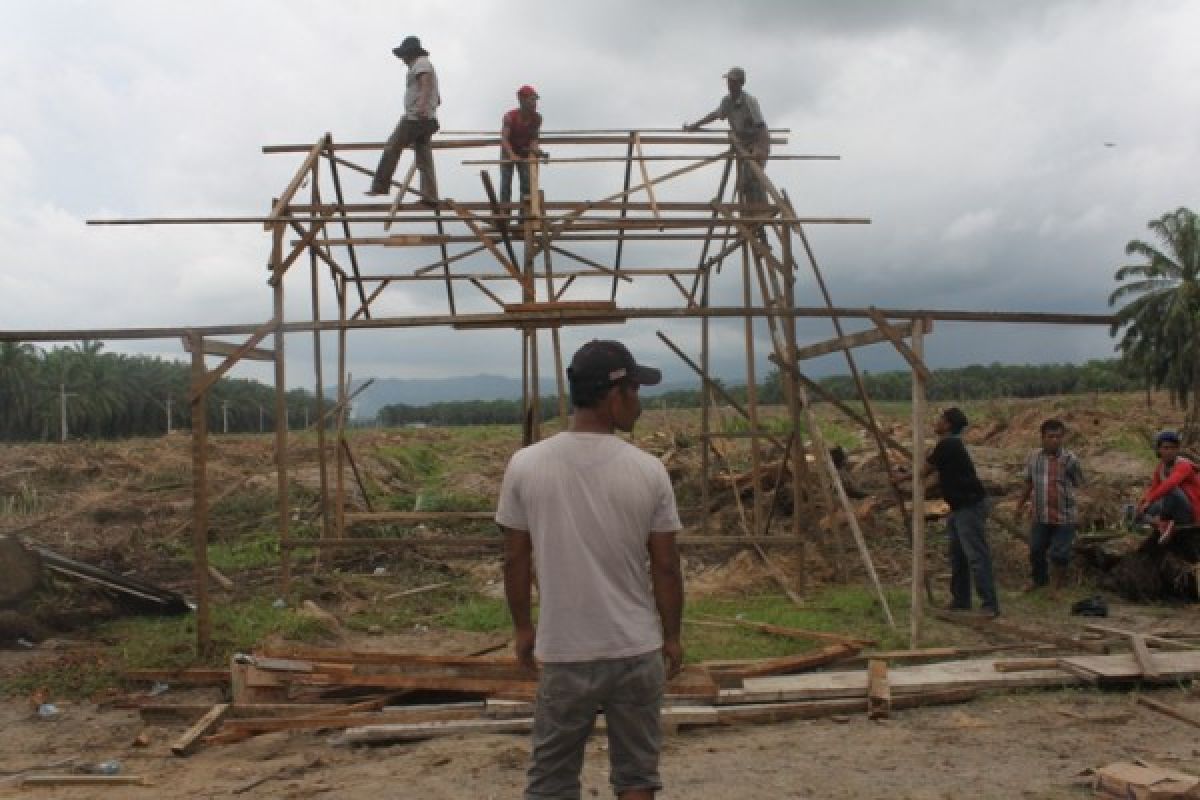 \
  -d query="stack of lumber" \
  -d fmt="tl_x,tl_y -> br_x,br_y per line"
123,621 -> 1200,753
